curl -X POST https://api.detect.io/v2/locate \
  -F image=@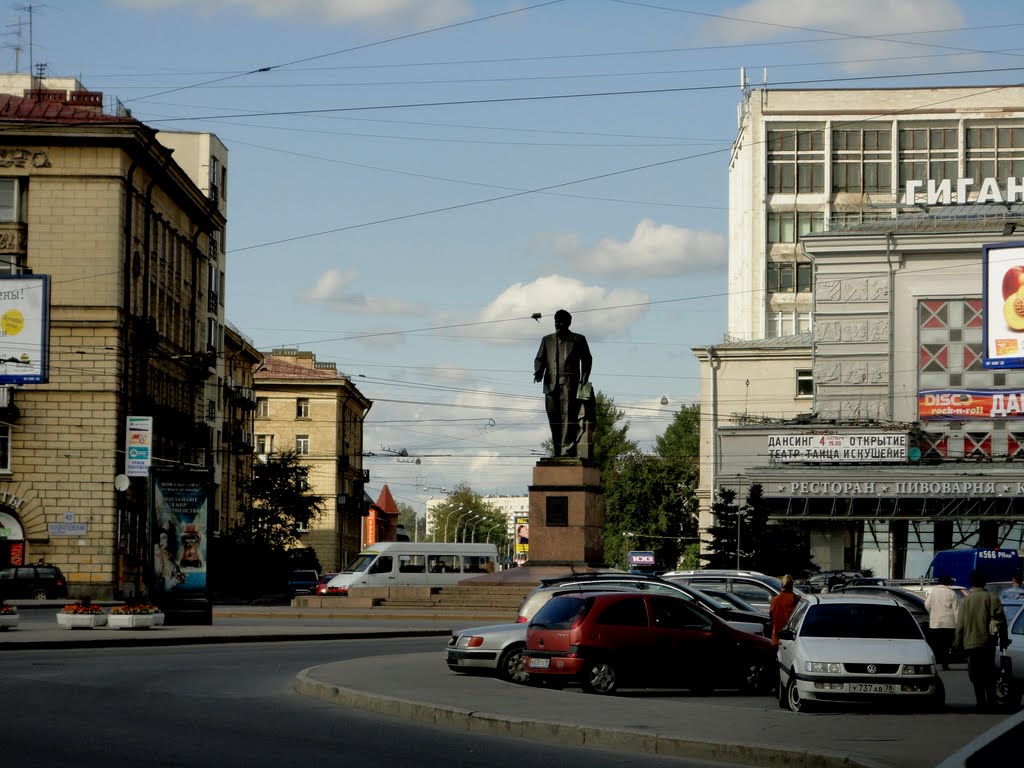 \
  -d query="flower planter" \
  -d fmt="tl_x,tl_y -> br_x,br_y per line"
152,612 -> 165,626
0,613 -> 19,631
108,613 -> 155,629
56,612 -> 107,629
